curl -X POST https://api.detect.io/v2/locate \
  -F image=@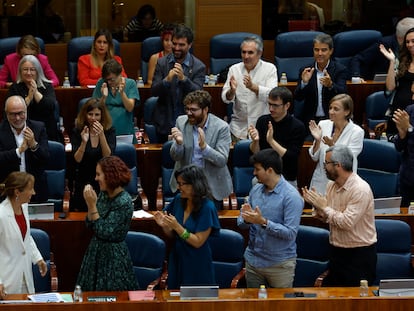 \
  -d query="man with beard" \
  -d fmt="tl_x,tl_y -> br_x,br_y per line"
151,24 -> 206,143
169,90 -> 232,209
302,145 -> 377,287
